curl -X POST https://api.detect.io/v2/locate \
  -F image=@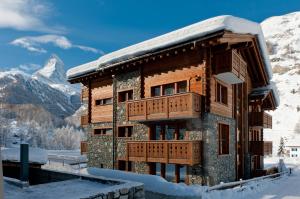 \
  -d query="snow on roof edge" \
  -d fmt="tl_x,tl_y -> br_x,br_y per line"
66,15 -> 273,82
